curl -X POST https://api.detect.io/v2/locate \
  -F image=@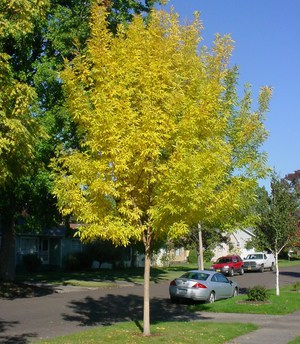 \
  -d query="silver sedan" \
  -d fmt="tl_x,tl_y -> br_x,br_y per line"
169,270 -> 239,303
